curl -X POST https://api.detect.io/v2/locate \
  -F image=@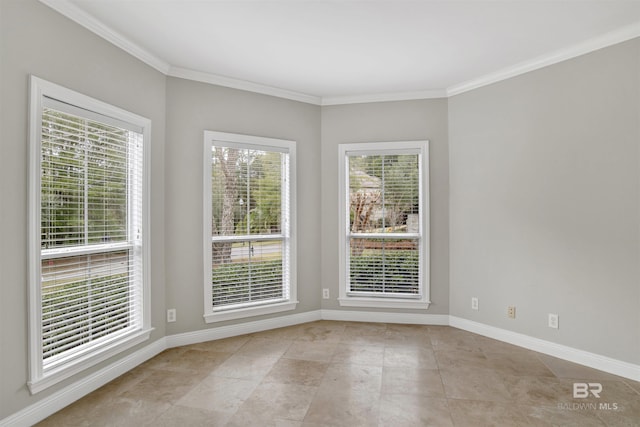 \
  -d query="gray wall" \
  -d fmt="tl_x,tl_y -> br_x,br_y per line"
320,100 -> 450,314
0,0 -> 167,419
448,39 -> 640,364
164,77 -> 322,334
